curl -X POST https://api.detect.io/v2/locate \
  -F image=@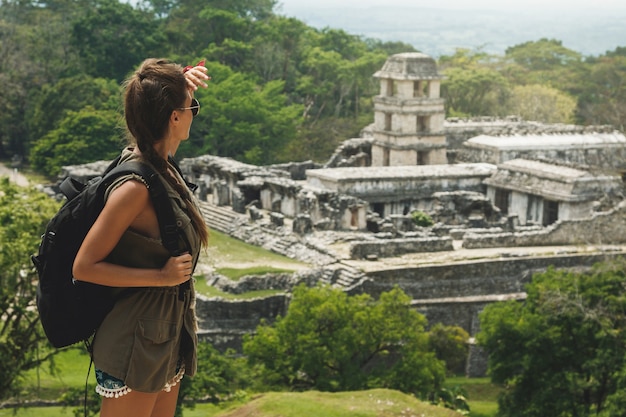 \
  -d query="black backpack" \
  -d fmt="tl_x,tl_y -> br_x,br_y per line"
31,157 -> 183,349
